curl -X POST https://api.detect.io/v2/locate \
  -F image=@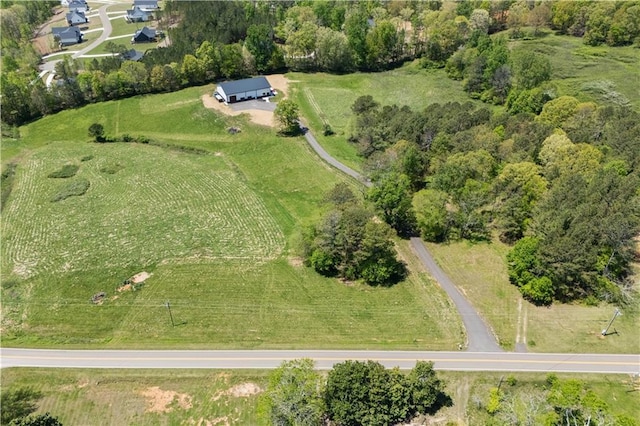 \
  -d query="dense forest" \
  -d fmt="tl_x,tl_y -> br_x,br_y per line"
2,0 -> 640,127
1,0 -> 639,305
